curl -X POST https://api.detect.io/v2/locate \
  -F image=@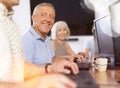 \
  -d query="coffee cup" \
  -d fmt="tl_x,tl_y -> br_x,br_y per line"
95,58 -> 108,71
